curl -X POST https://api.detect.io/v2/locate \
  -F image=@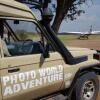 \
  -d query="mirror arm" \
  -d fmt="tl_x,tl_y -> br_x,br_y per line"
43,44 -> 50,58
